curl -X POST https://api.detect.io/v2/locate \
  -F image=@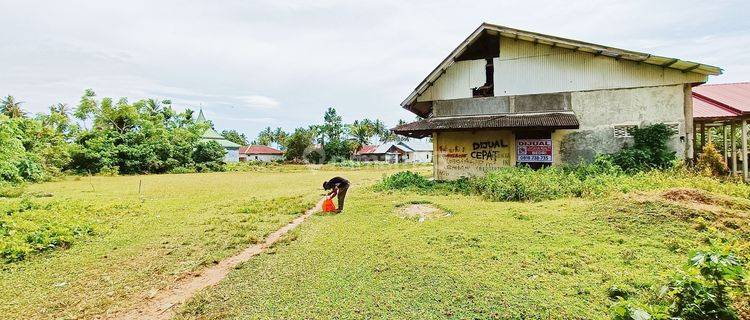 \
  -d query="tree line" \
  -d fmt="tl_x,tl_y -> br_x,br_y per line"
234,107 -> 409,163
1,90 -> 227,183
1,91 -> 411,183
